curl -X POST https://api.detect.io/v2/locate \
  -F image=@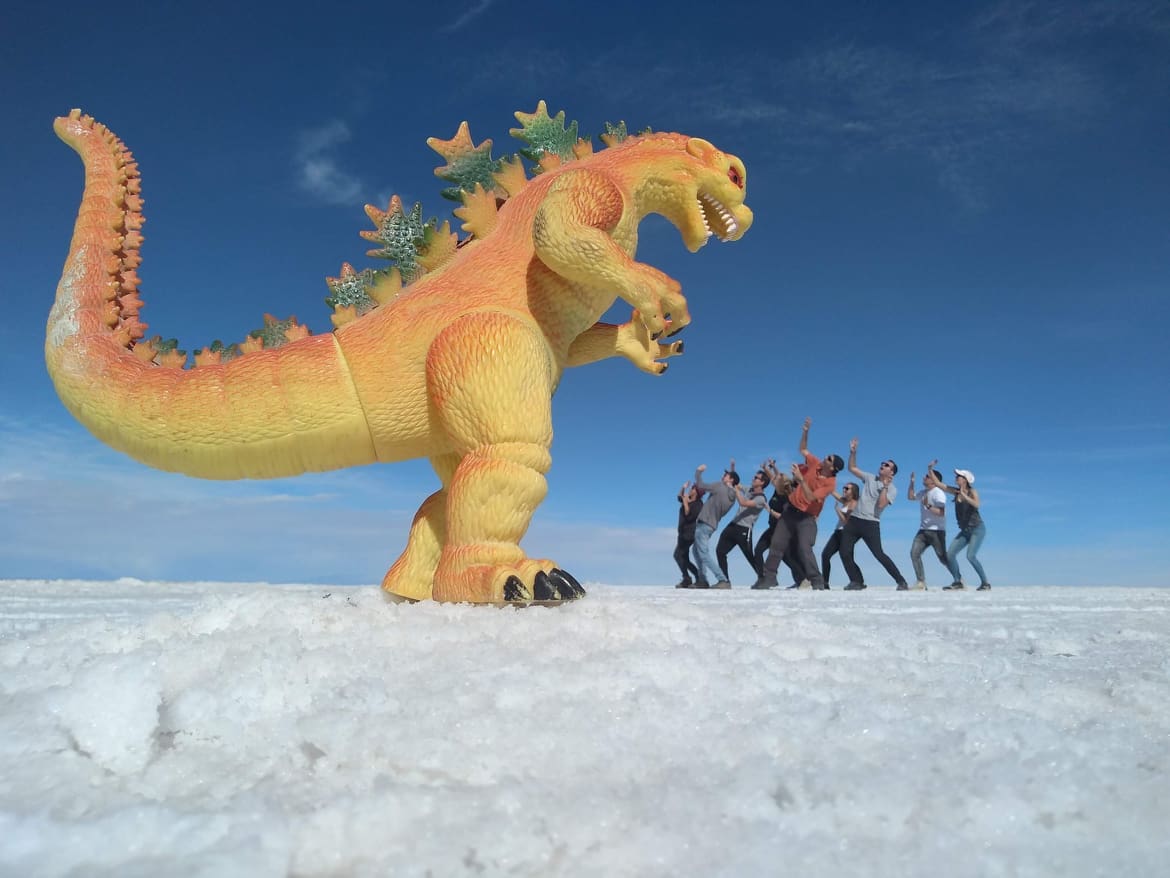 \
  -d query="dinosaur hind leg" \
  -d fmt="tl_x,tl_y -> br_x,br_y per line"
428,312 -> 584,604
381,452 -> 459,602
